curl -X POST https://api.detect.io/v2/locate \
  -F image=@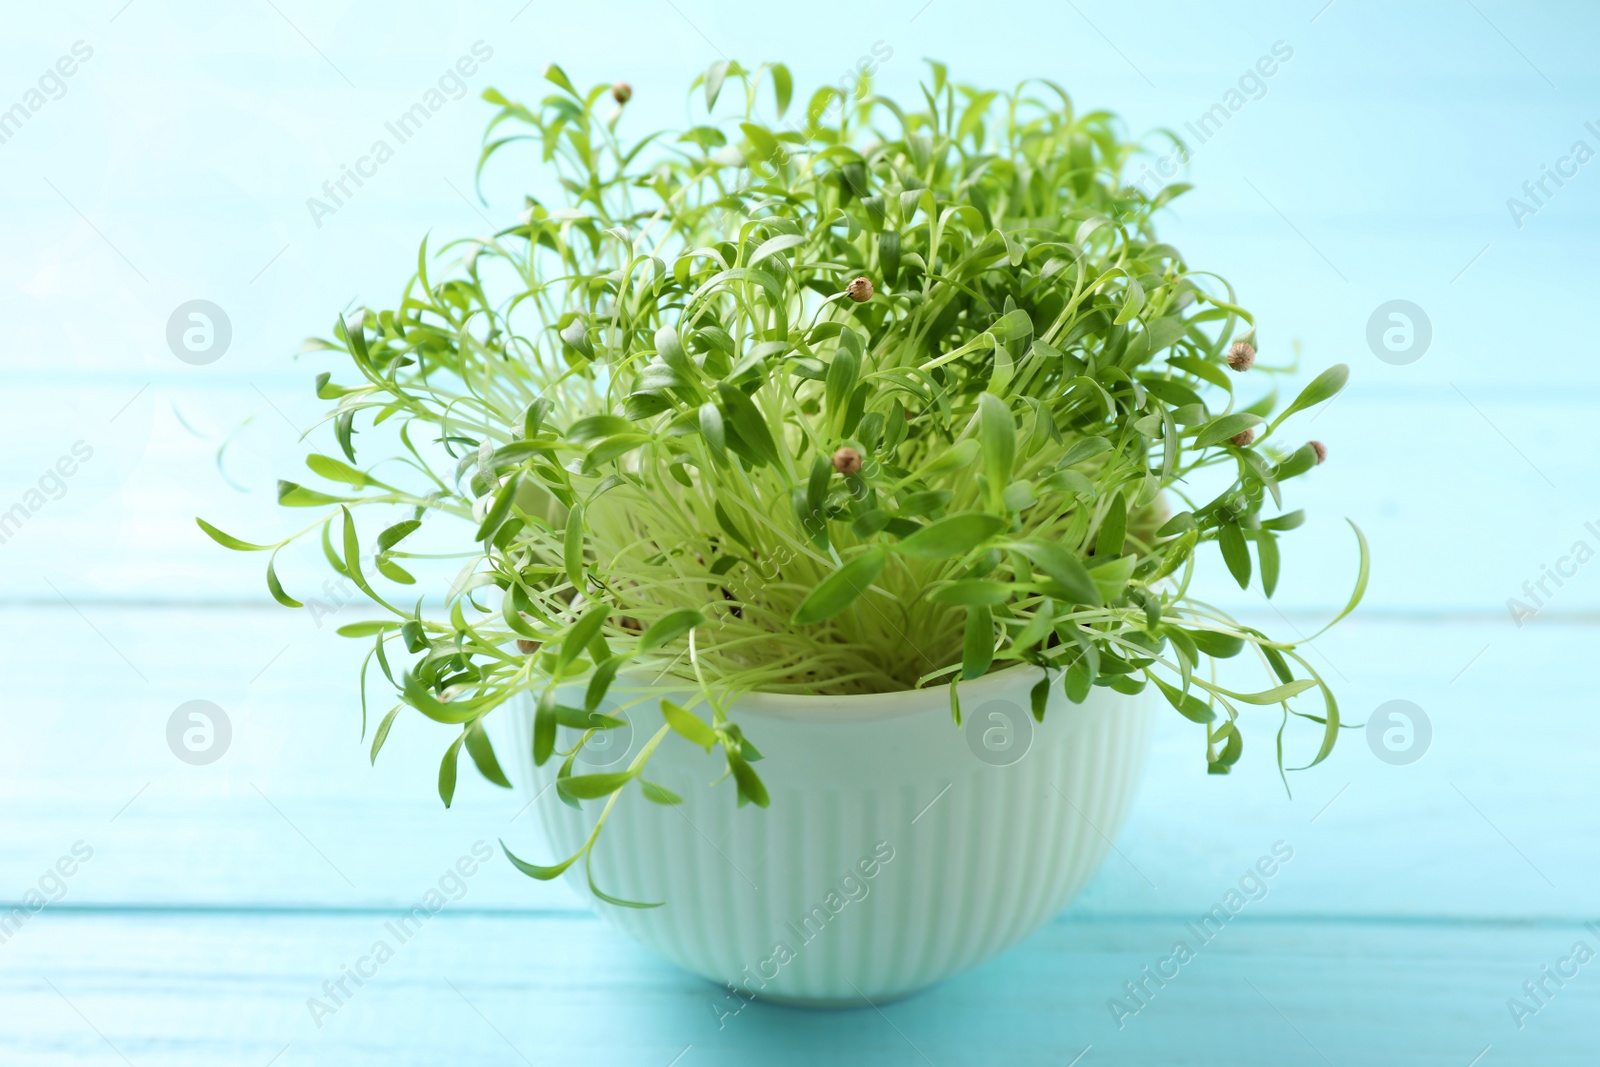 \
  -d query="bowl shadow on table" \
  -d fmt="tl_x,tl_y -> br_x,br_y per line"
584,915 -> 1114,1065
